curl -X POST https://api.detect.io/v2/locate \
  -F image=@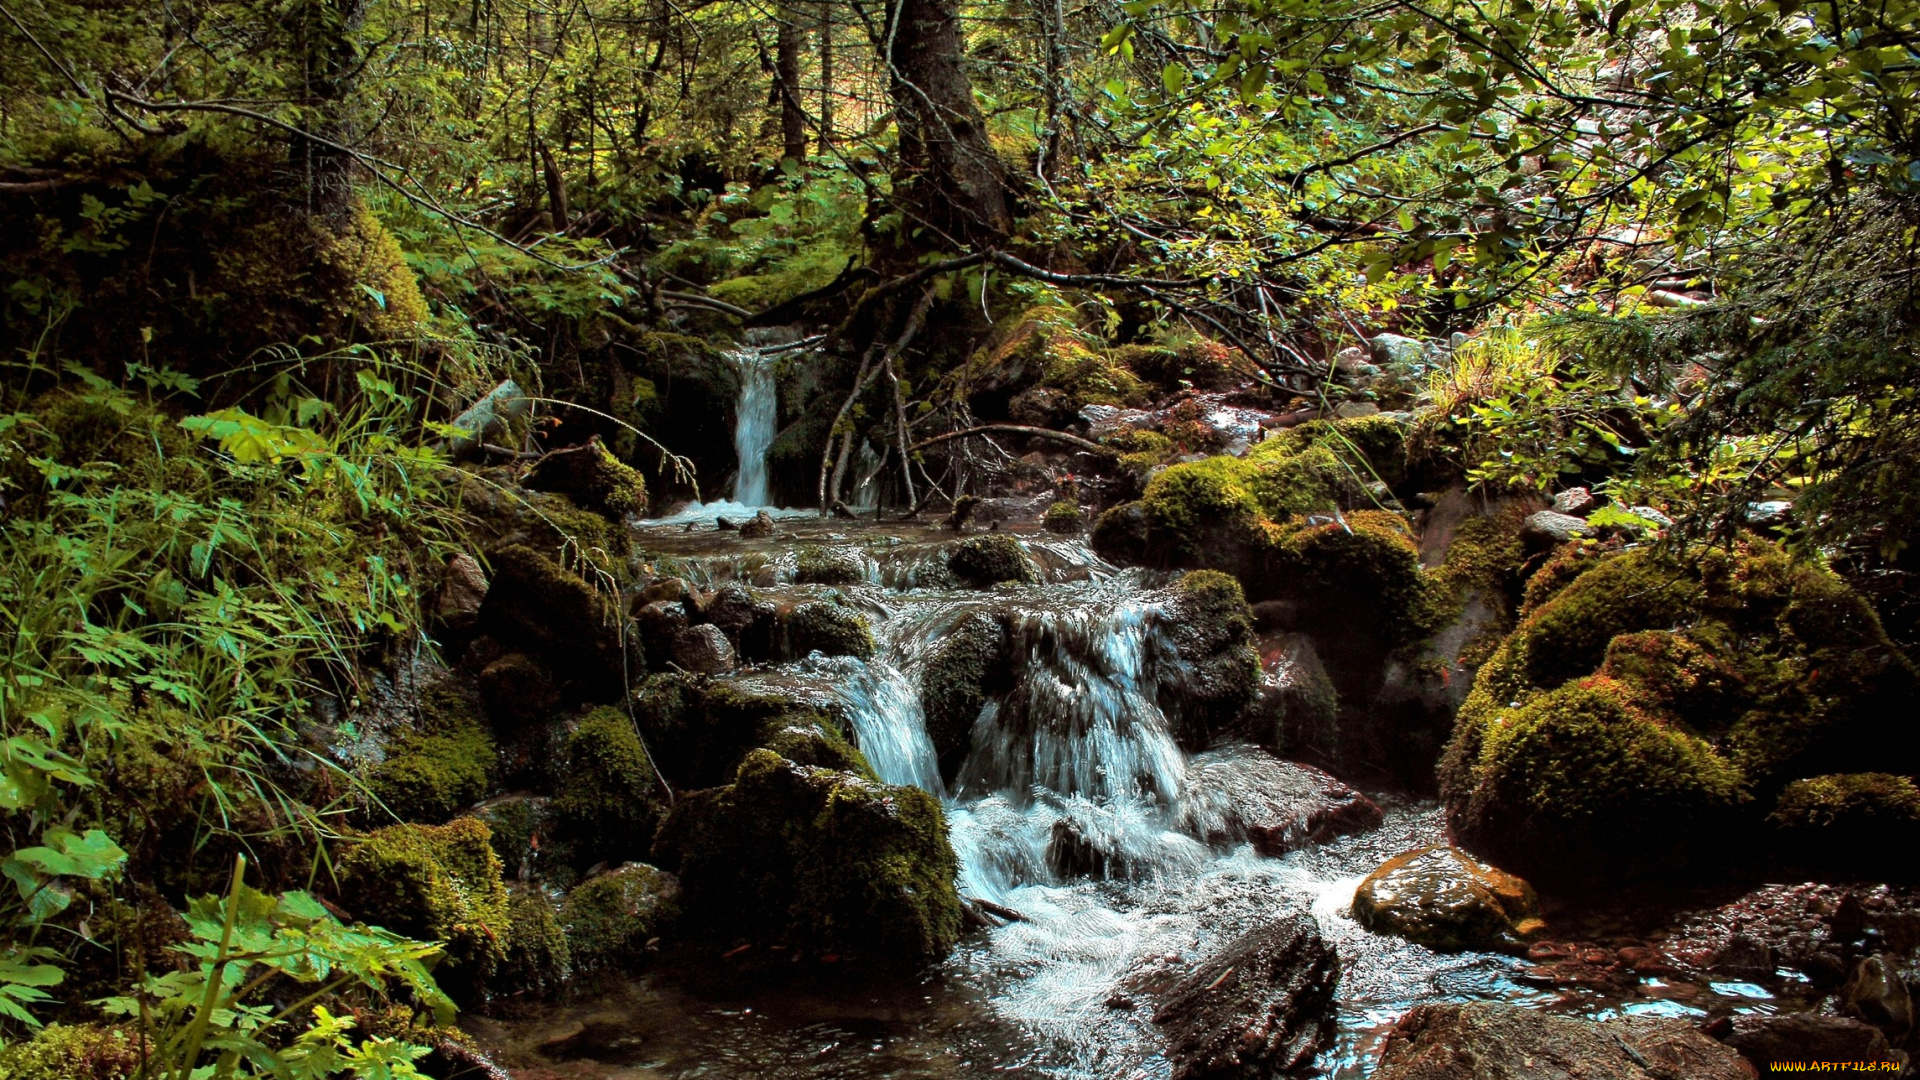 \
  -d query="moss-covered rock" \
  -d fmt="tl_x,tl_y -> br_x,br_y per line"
954,306 -> 1148,423
1113,336 -> 1245,392
795,545 -> 868,584
652,748 -> 961,968
523,436 -> 647,519
1771,773 -> 1920,873
521,490 -> 633,569
475,544 -> 626,701
785,600 -> 875,659
553,707 -> 666,869
0,1023 -> 141,1080
496,887 -> 571,997
920,611 -> 1013,781
948,535 -> 1037,588
1043,500 -> 1084,534
468,794 -> 568,886
1441,543 -> 1918,884
631,673 -> 858,790
339,818 -> 511,995
367,676 -> 494,824
559,862 -> 682,971
1157,571 -> 1262,748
